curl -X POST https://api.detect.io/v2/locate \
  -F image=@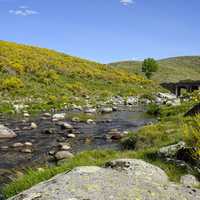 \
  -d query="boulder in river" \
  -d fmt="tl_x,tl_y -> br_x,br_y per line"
84,108 -> 96,114
52,113 -> 66,121
8,159 -> 200,200
56,122 -> 73,129
0,125 -> 17,139
67,134 -> 76,138
100,107 -> 113,113
12,142 -> 24,148
30,122 -> 37,129
54,151 -> 74,161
